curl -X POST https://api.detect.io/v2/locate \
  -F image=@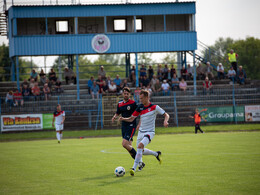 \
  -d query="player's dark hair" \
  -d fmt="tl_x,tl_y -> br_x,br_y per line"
123,87 -> 130,93
140,90 -> 149,97
57,104 -> 61,107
